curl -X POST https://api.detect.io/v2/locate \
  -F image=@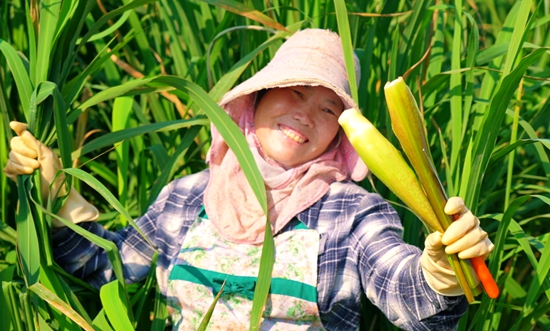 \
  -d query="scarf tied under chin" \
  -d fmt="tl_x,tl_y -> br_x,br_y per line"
204,94 -> 351,244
